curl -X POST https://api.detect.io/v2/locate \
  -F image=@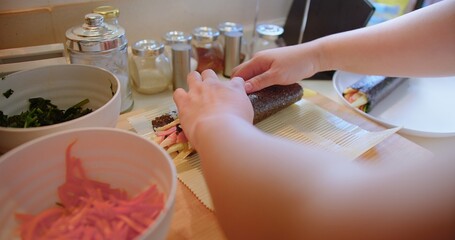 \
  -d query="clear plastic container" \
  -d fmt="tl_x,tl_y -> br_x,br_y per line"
162,31 -> 198,72
192,26 -> 224,74
65,13 -> 133,113
251,24 -> 284,55
130,40 -> 172,94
